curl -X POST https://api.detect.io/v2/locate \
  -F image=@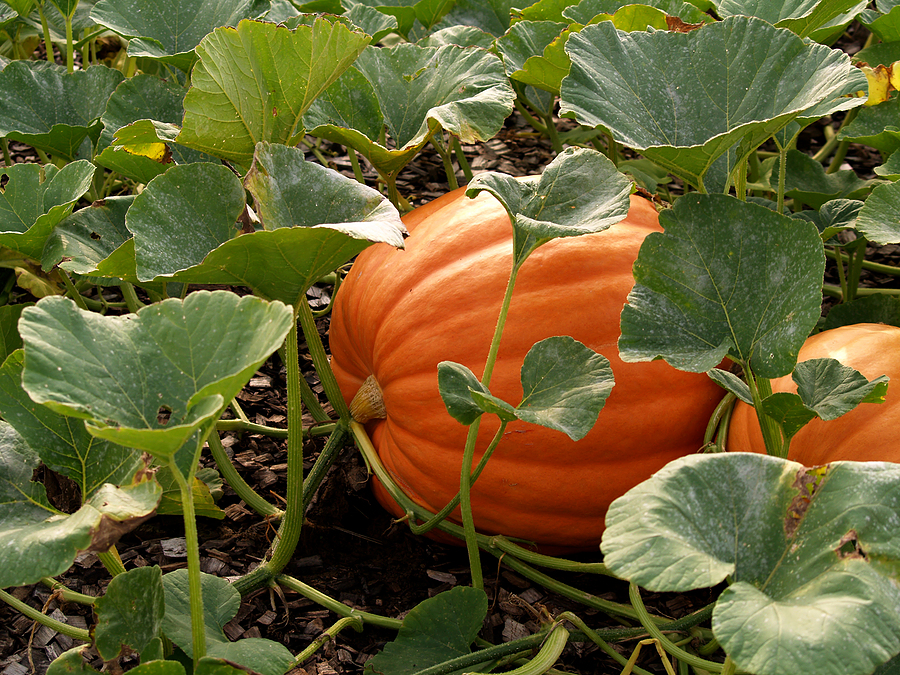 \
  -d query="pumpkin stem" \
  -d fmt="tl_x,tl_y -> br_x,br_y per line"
350,375 -> 386,423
